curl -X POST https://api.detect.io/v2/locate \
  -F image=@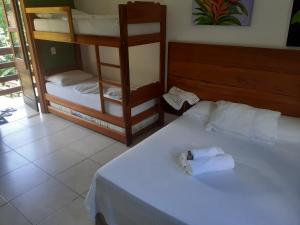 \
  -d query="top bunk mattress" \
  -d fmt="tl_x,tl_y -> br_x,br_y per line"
33,16 -> 160,37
